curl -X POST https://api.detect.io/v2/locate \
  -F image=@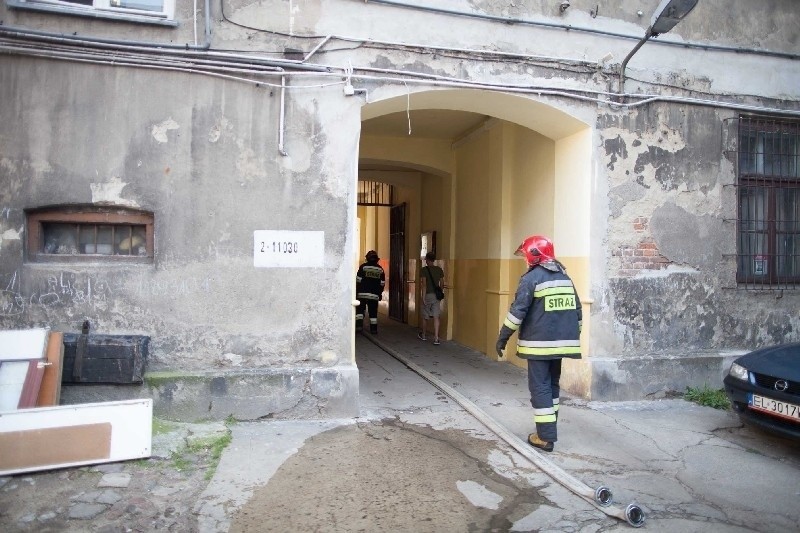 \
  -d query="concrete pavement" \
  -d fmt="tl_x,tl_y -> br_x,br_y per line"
197,319 -> 800,532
